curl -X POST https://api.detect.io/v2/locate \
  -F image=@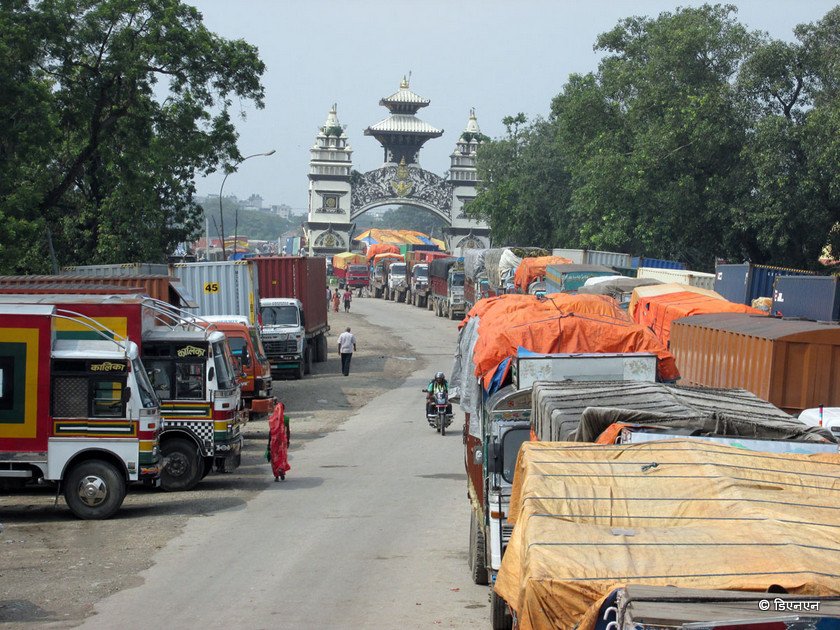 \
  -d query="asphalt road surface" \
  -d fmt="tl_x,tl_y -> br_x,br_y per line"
83,296 -> 489,629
